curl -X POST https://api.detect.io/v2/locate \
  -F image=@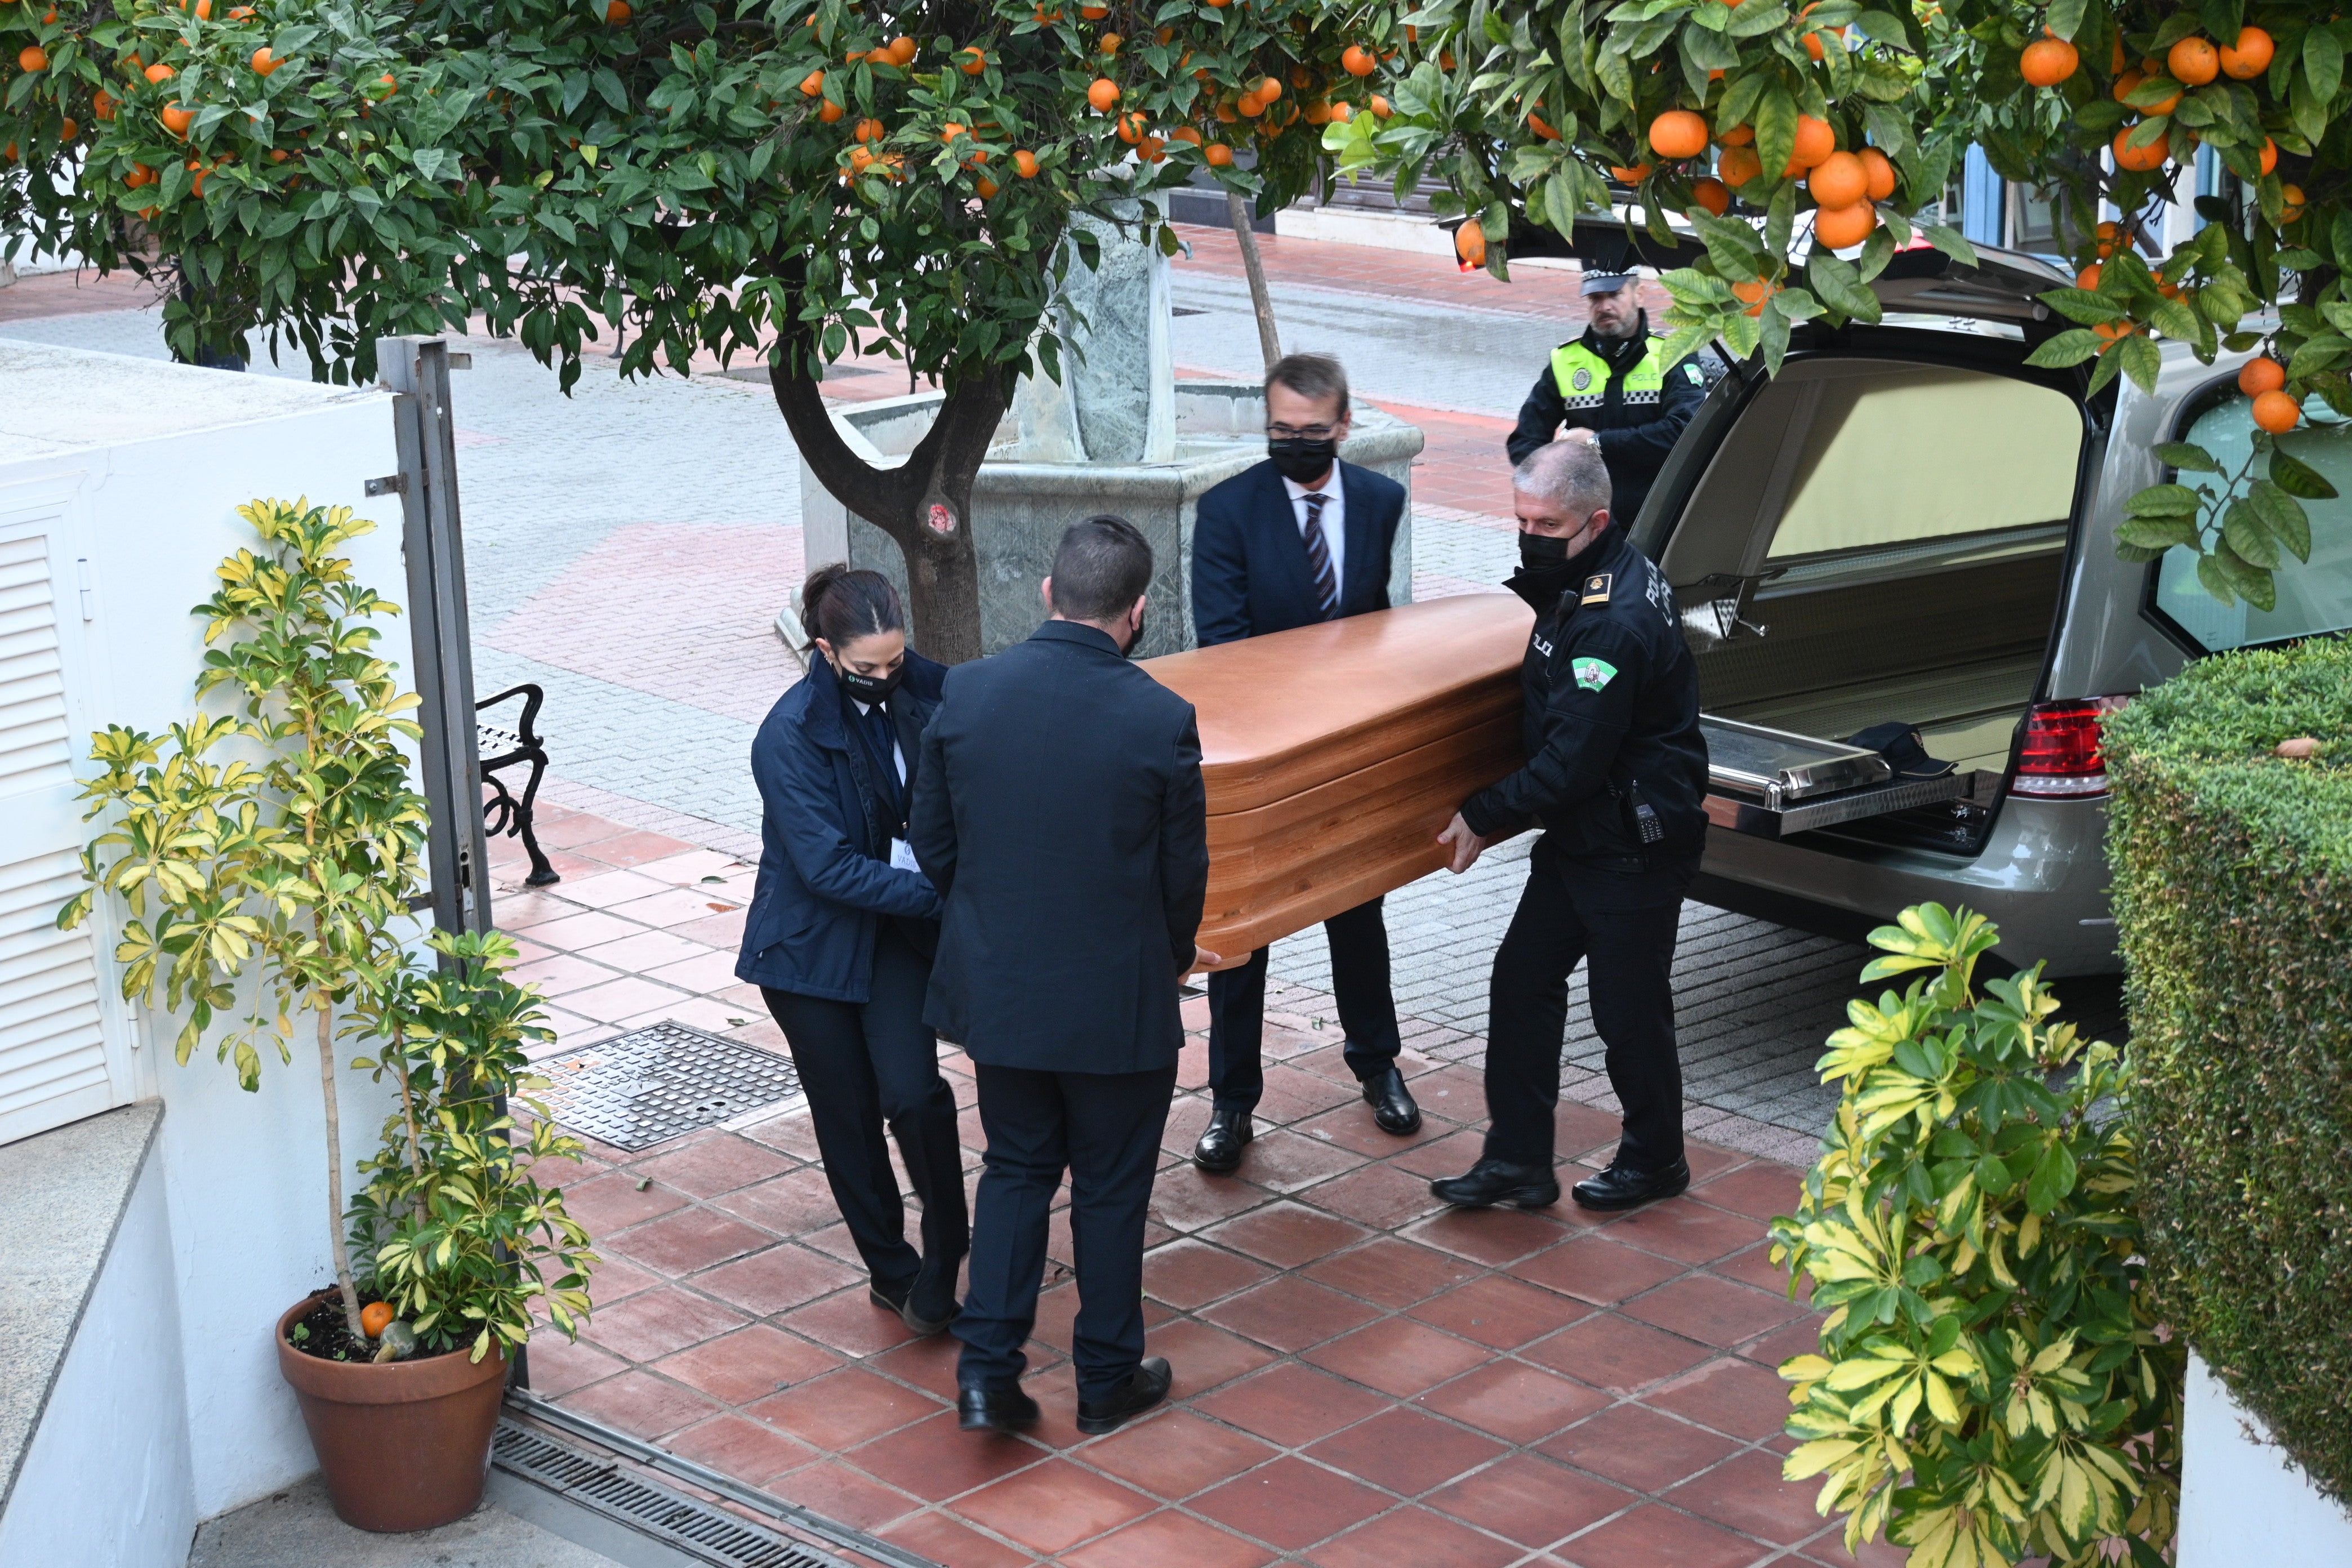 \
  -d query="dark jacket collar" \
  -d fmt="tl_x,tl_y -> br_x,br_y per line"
1030,618 -> 1128,656
1506,522 -> 1629,614
1581,312 -> 1651,373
